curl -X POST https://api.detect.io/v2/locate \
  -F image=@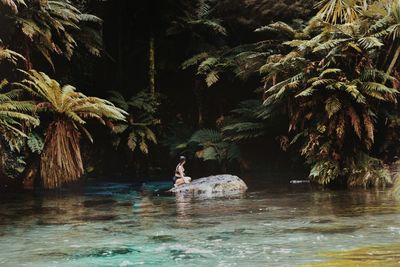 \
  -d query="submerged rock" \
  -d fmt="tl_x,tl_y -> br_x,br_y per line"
82,199 -> 118,207
149,235 -> 177,243
169,174 -> 247,197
